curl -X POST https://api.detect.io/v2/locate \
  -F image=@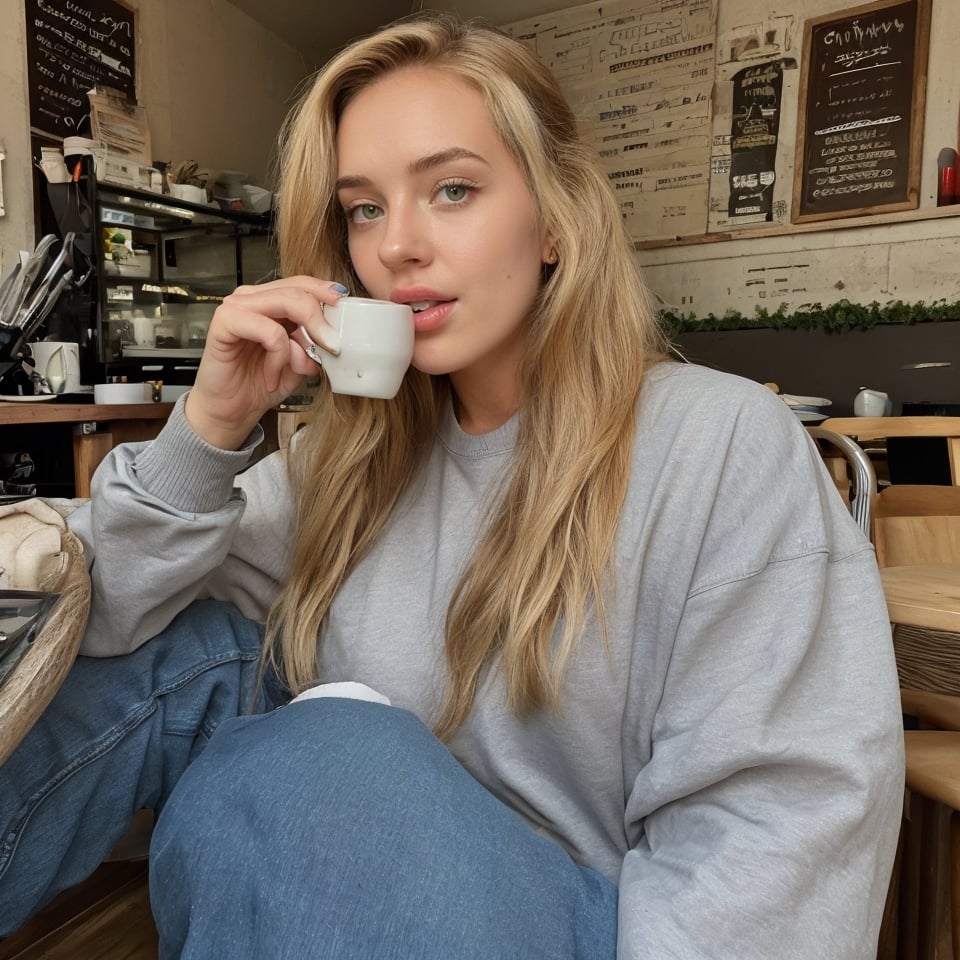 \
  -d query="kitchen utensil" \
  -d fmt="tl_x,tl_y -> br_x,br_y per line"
0,233 -> 79,388
0,235 -> 58,328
